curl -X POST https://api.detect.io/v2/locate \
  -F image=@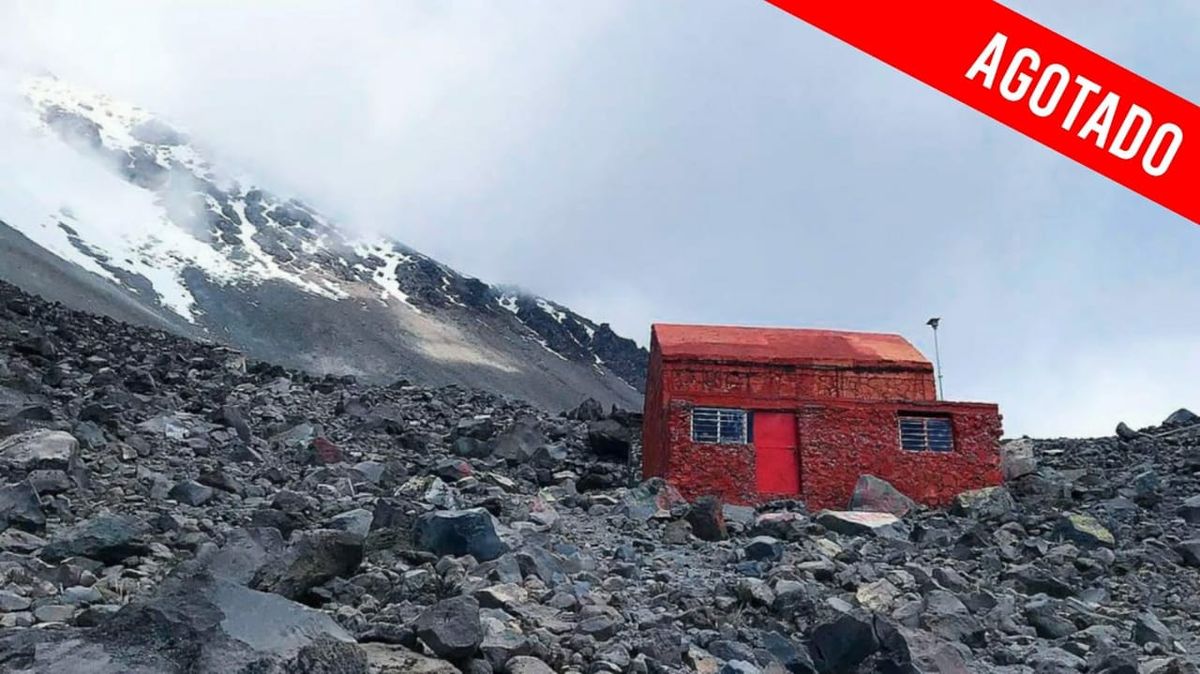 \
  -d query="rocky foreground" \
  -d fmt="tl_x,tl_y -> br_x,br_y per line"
0,278 -> 1198,673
